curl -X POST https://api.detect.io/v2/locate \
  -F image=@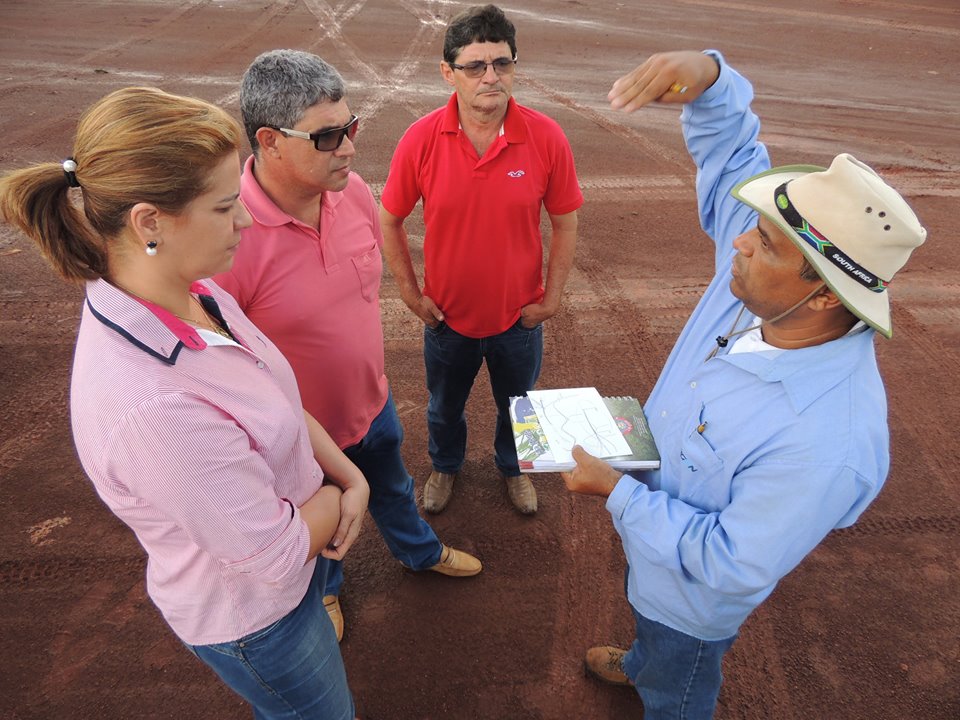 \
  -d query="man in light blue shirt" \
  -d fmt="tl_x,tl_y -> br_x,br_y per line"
562,50 -> 927,718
